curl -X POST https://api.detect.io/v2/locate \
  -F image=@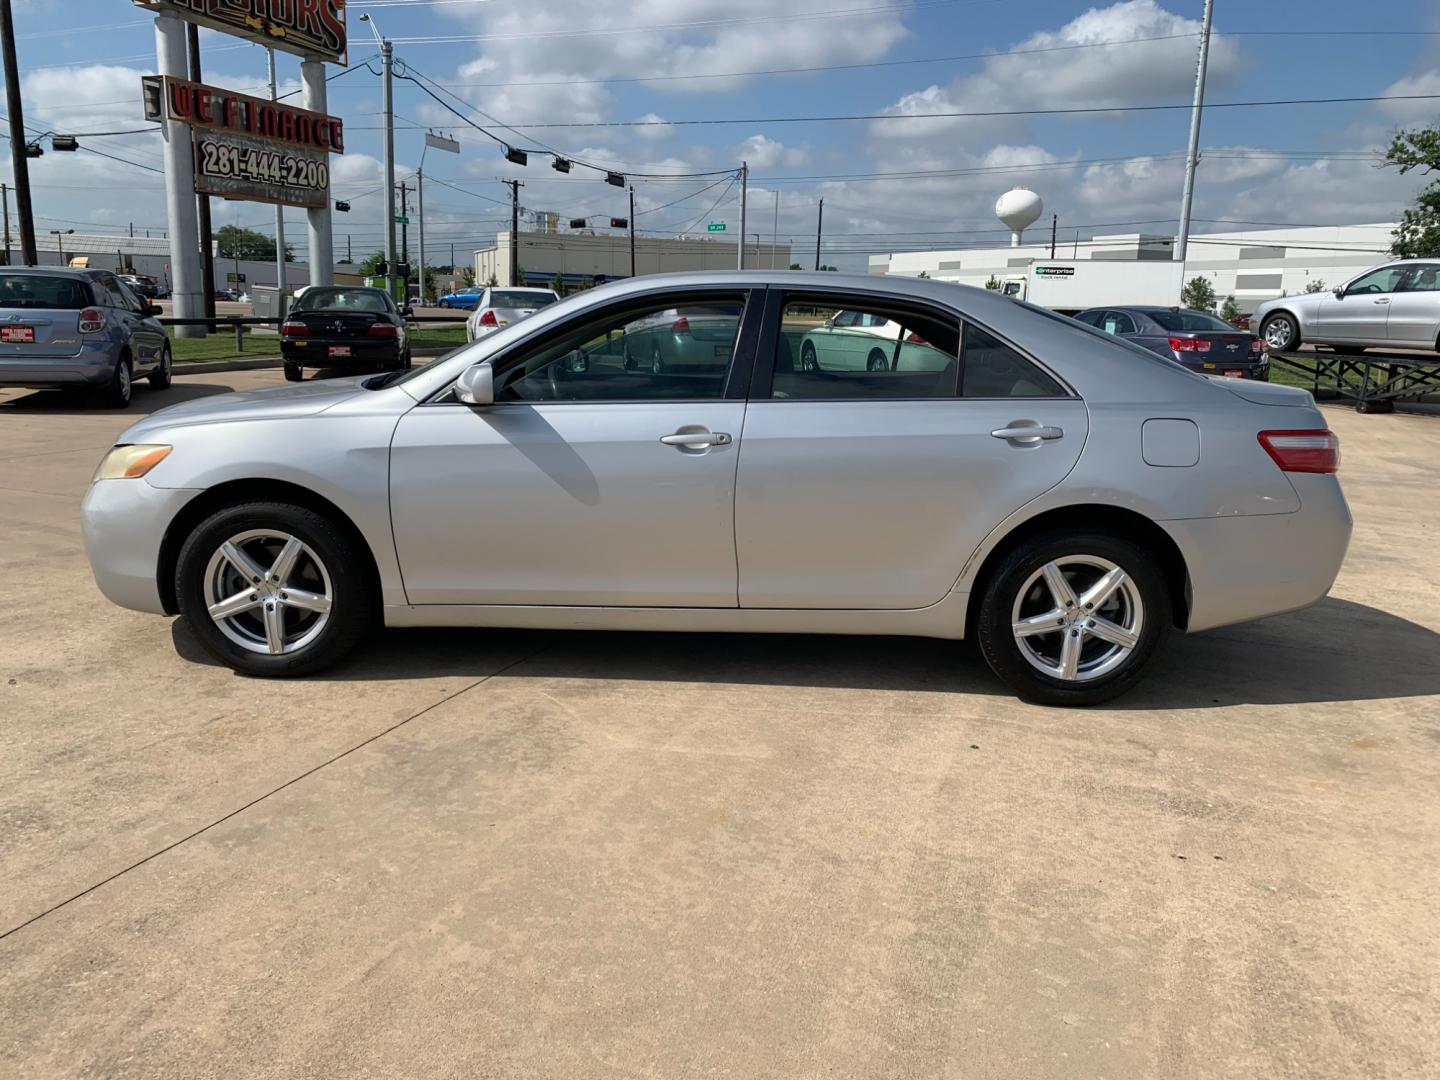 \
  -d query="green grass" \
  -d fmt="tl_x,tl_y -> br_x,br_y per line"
169,322 -> 468,365
407,324 -> 468,350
